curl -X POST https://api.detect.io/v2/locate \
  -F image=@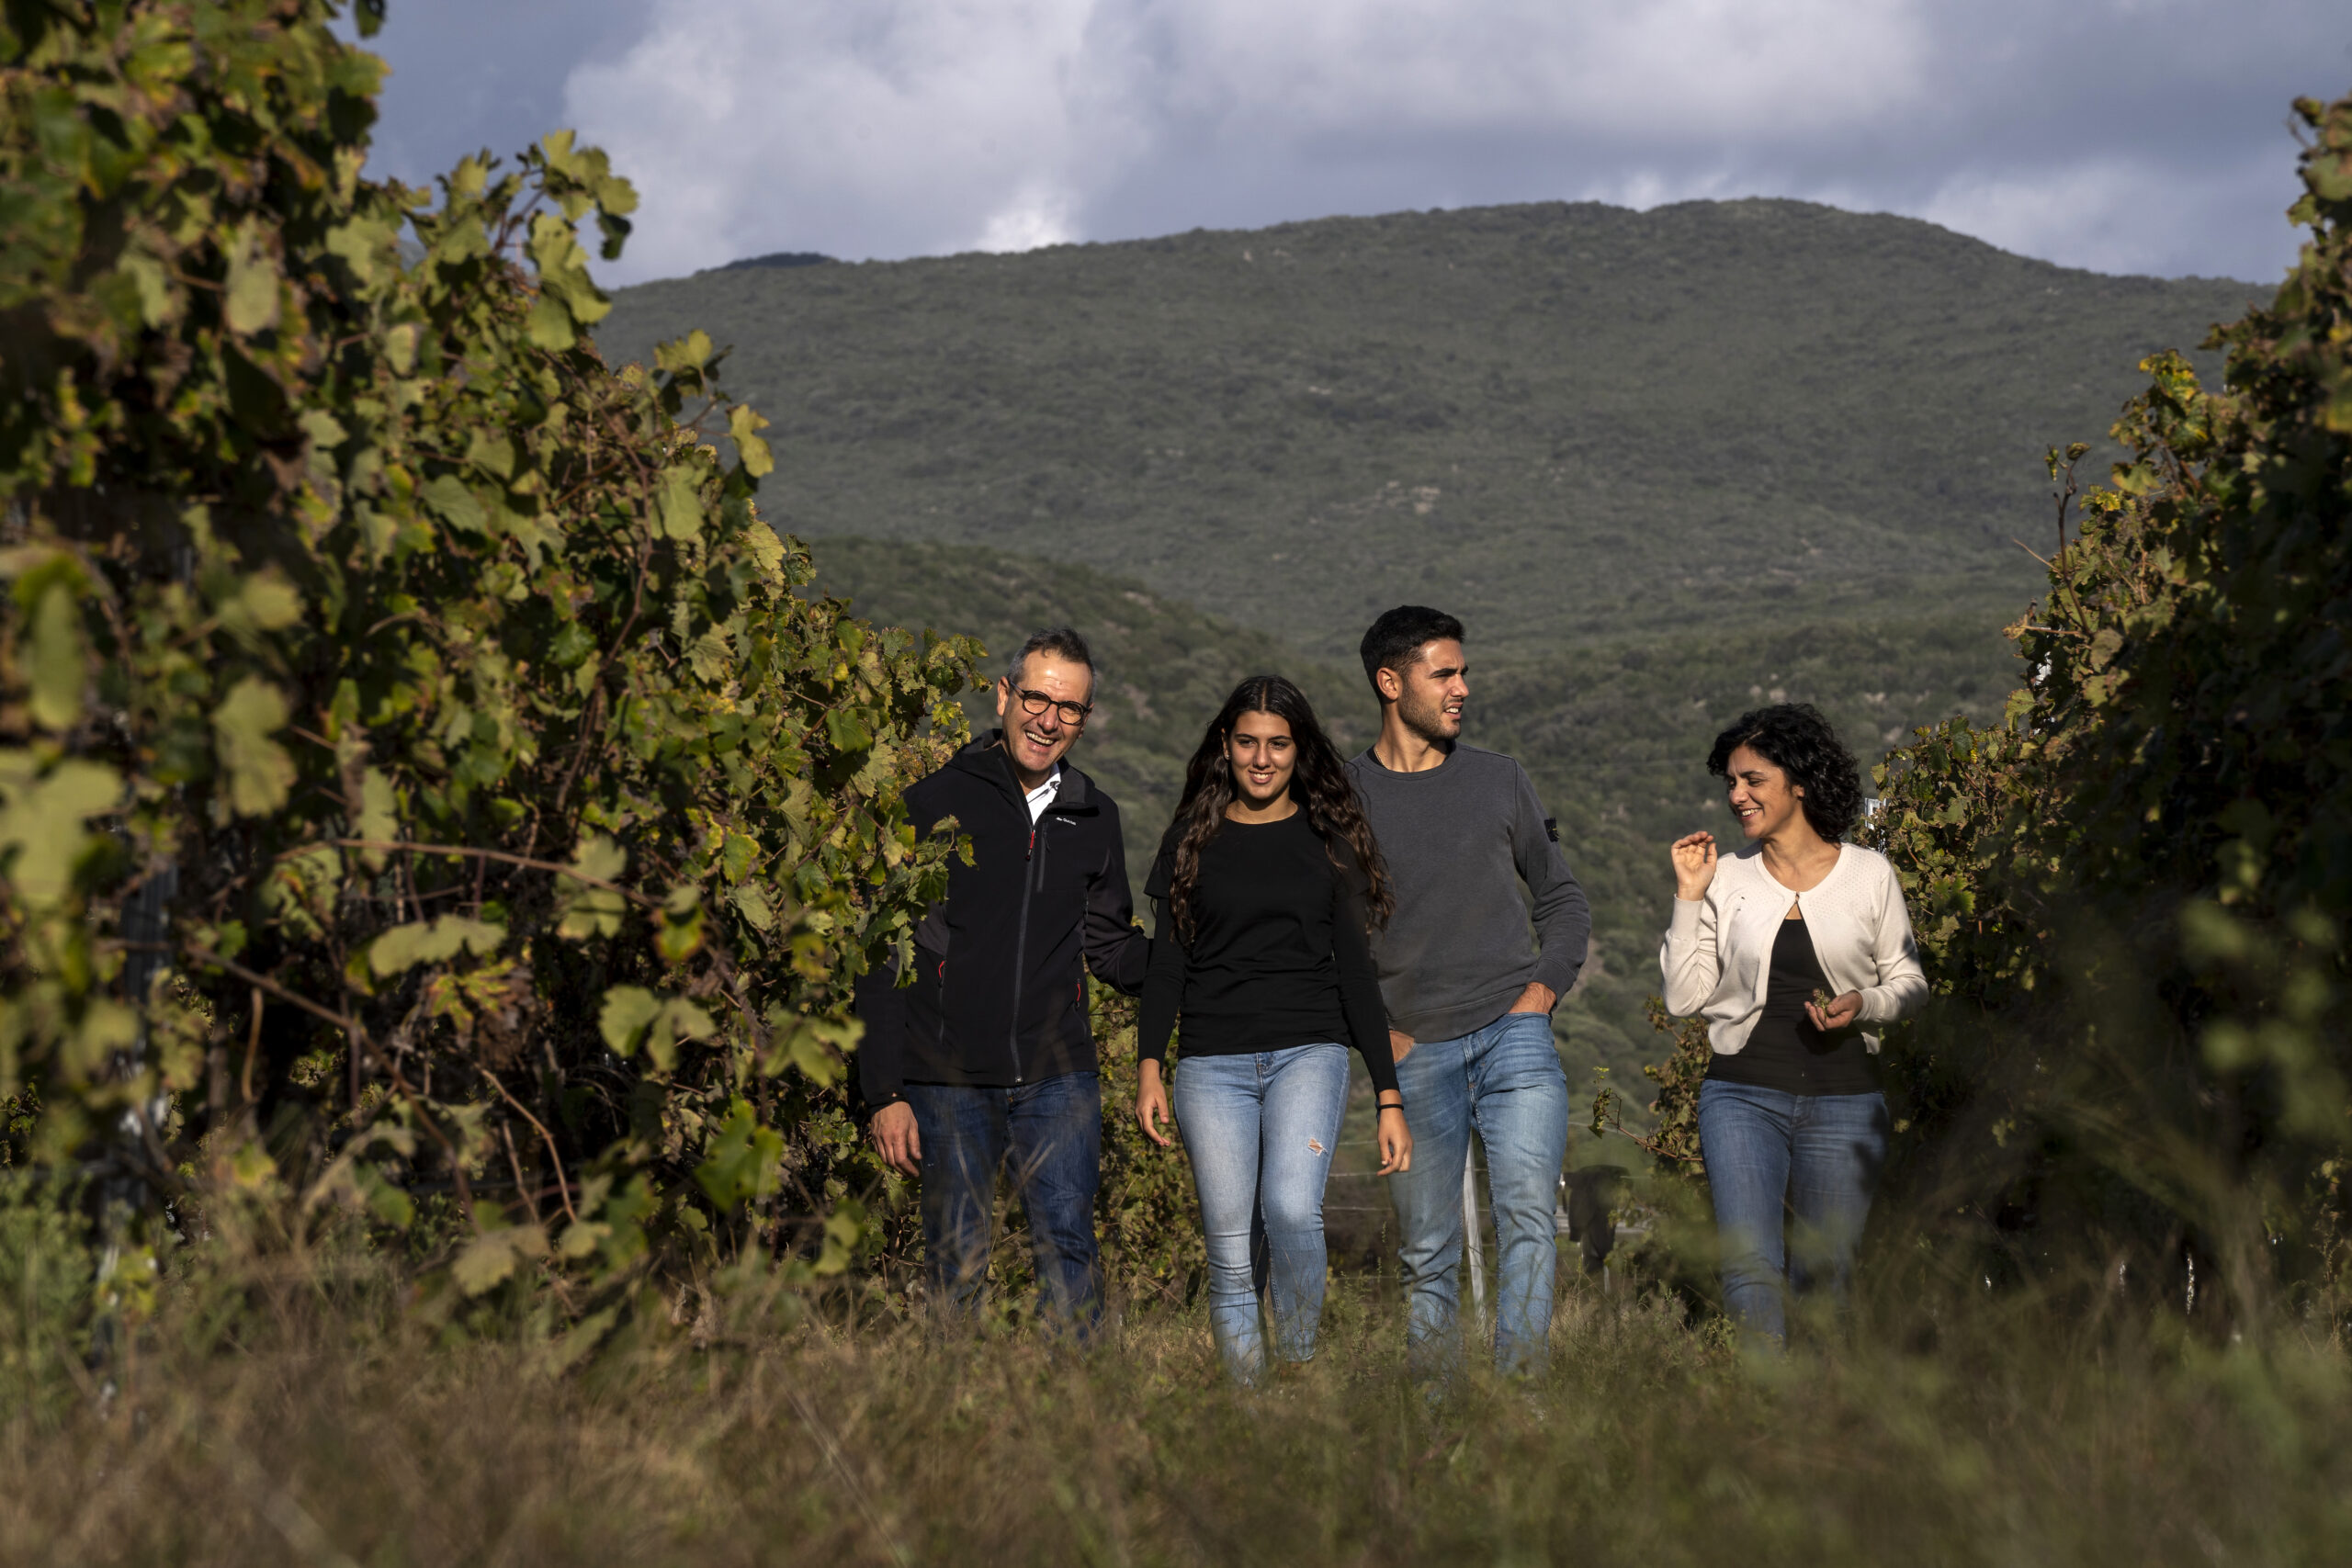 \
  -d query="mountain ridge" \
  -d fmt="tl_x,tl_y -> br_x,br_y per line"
605,196 -> 2259,661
